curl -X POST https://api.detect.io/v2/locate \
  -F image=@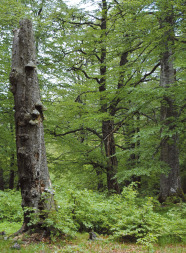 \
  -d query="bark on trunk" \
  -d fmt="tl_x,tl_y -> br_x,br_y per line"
102,120 -> 120,193
95,167 -> 104,192
9,19 -> 55,230
159,4 -> 183,202
99,0 -> 120,193
159,62 -> 182,201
